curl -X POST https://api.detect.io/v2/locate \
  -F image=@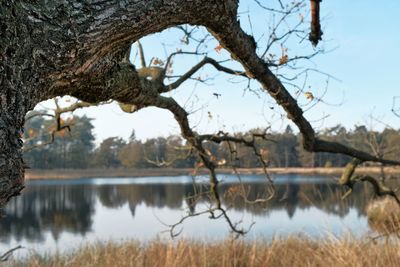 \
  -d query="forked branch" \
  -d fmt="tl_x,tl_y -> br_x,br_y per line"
24,99 -> 101,151
339,158 -> 400,204
206,16 -> 400,167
